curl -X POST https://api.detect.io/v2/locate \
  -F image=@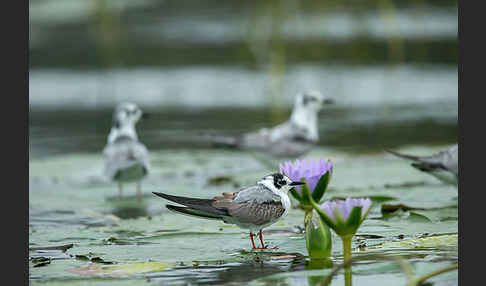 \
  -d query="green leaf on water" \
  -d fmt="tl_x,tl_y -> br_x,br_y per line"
408,212 -> 432,222
367,233 -> 458,250
29,243 -> 73,252
31,257 -> 51,267
90,257 -> 114,264
75,255 -> 90,261
381,204 -> 425,215
33,261 -> 51,268
68,262 -> 173,277
330,195 -> 397,204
